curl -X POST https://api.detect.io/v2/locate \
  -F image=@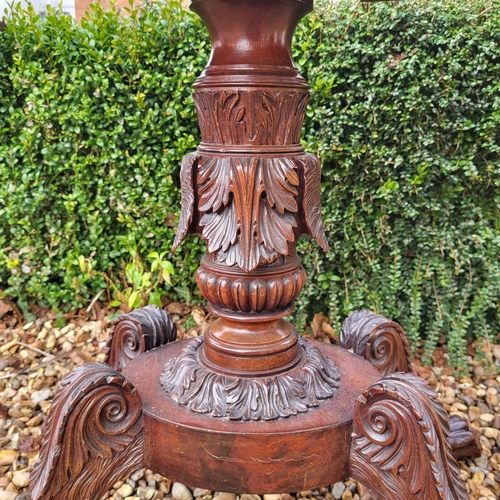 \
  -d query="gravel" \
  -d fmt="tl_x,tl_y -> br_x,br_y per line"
1,312 -> 500,499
